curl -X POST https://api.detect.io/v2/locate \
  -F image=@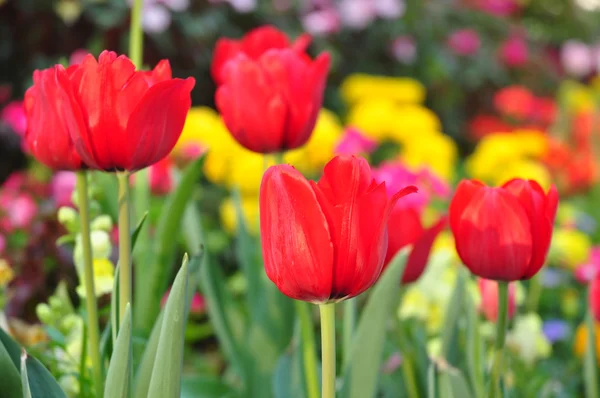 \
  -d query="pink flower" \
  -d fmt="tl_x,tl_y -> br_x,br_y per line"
391,35 -> 417,65
51,171 -> 76,208
473,0 -> 519,16
149,157 -> 174,196
0,193 -> 37,231
372,161 -> 450,211
499,35 -> 529,68
338,0 -> 376,29
302,8 -> 341,36
447,29 -> 481,56
335,127 -> 378,156
1,101 -> 26,136
161,289 -> 206,314
0,234 -> 5,255
374,0 -> 405,19
575,247 -> 600,283
561,40 -> 594,78
2,173 -> 25,192
69,49 -> 89,66
479,278 -> 516,322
